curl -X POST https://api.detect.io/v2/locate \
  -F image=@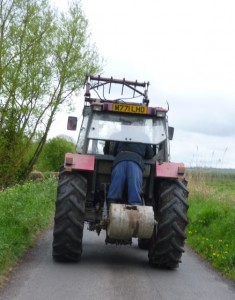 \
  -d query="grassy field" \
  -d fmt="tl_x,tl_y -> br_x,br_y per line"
187,169 -> 235,281
0,177 -> 57,287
